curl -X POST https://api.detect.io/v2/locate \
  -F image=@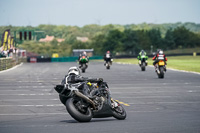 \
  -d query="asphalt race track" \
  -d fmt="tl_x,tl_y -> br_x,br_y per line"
0,62 -> 200,133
